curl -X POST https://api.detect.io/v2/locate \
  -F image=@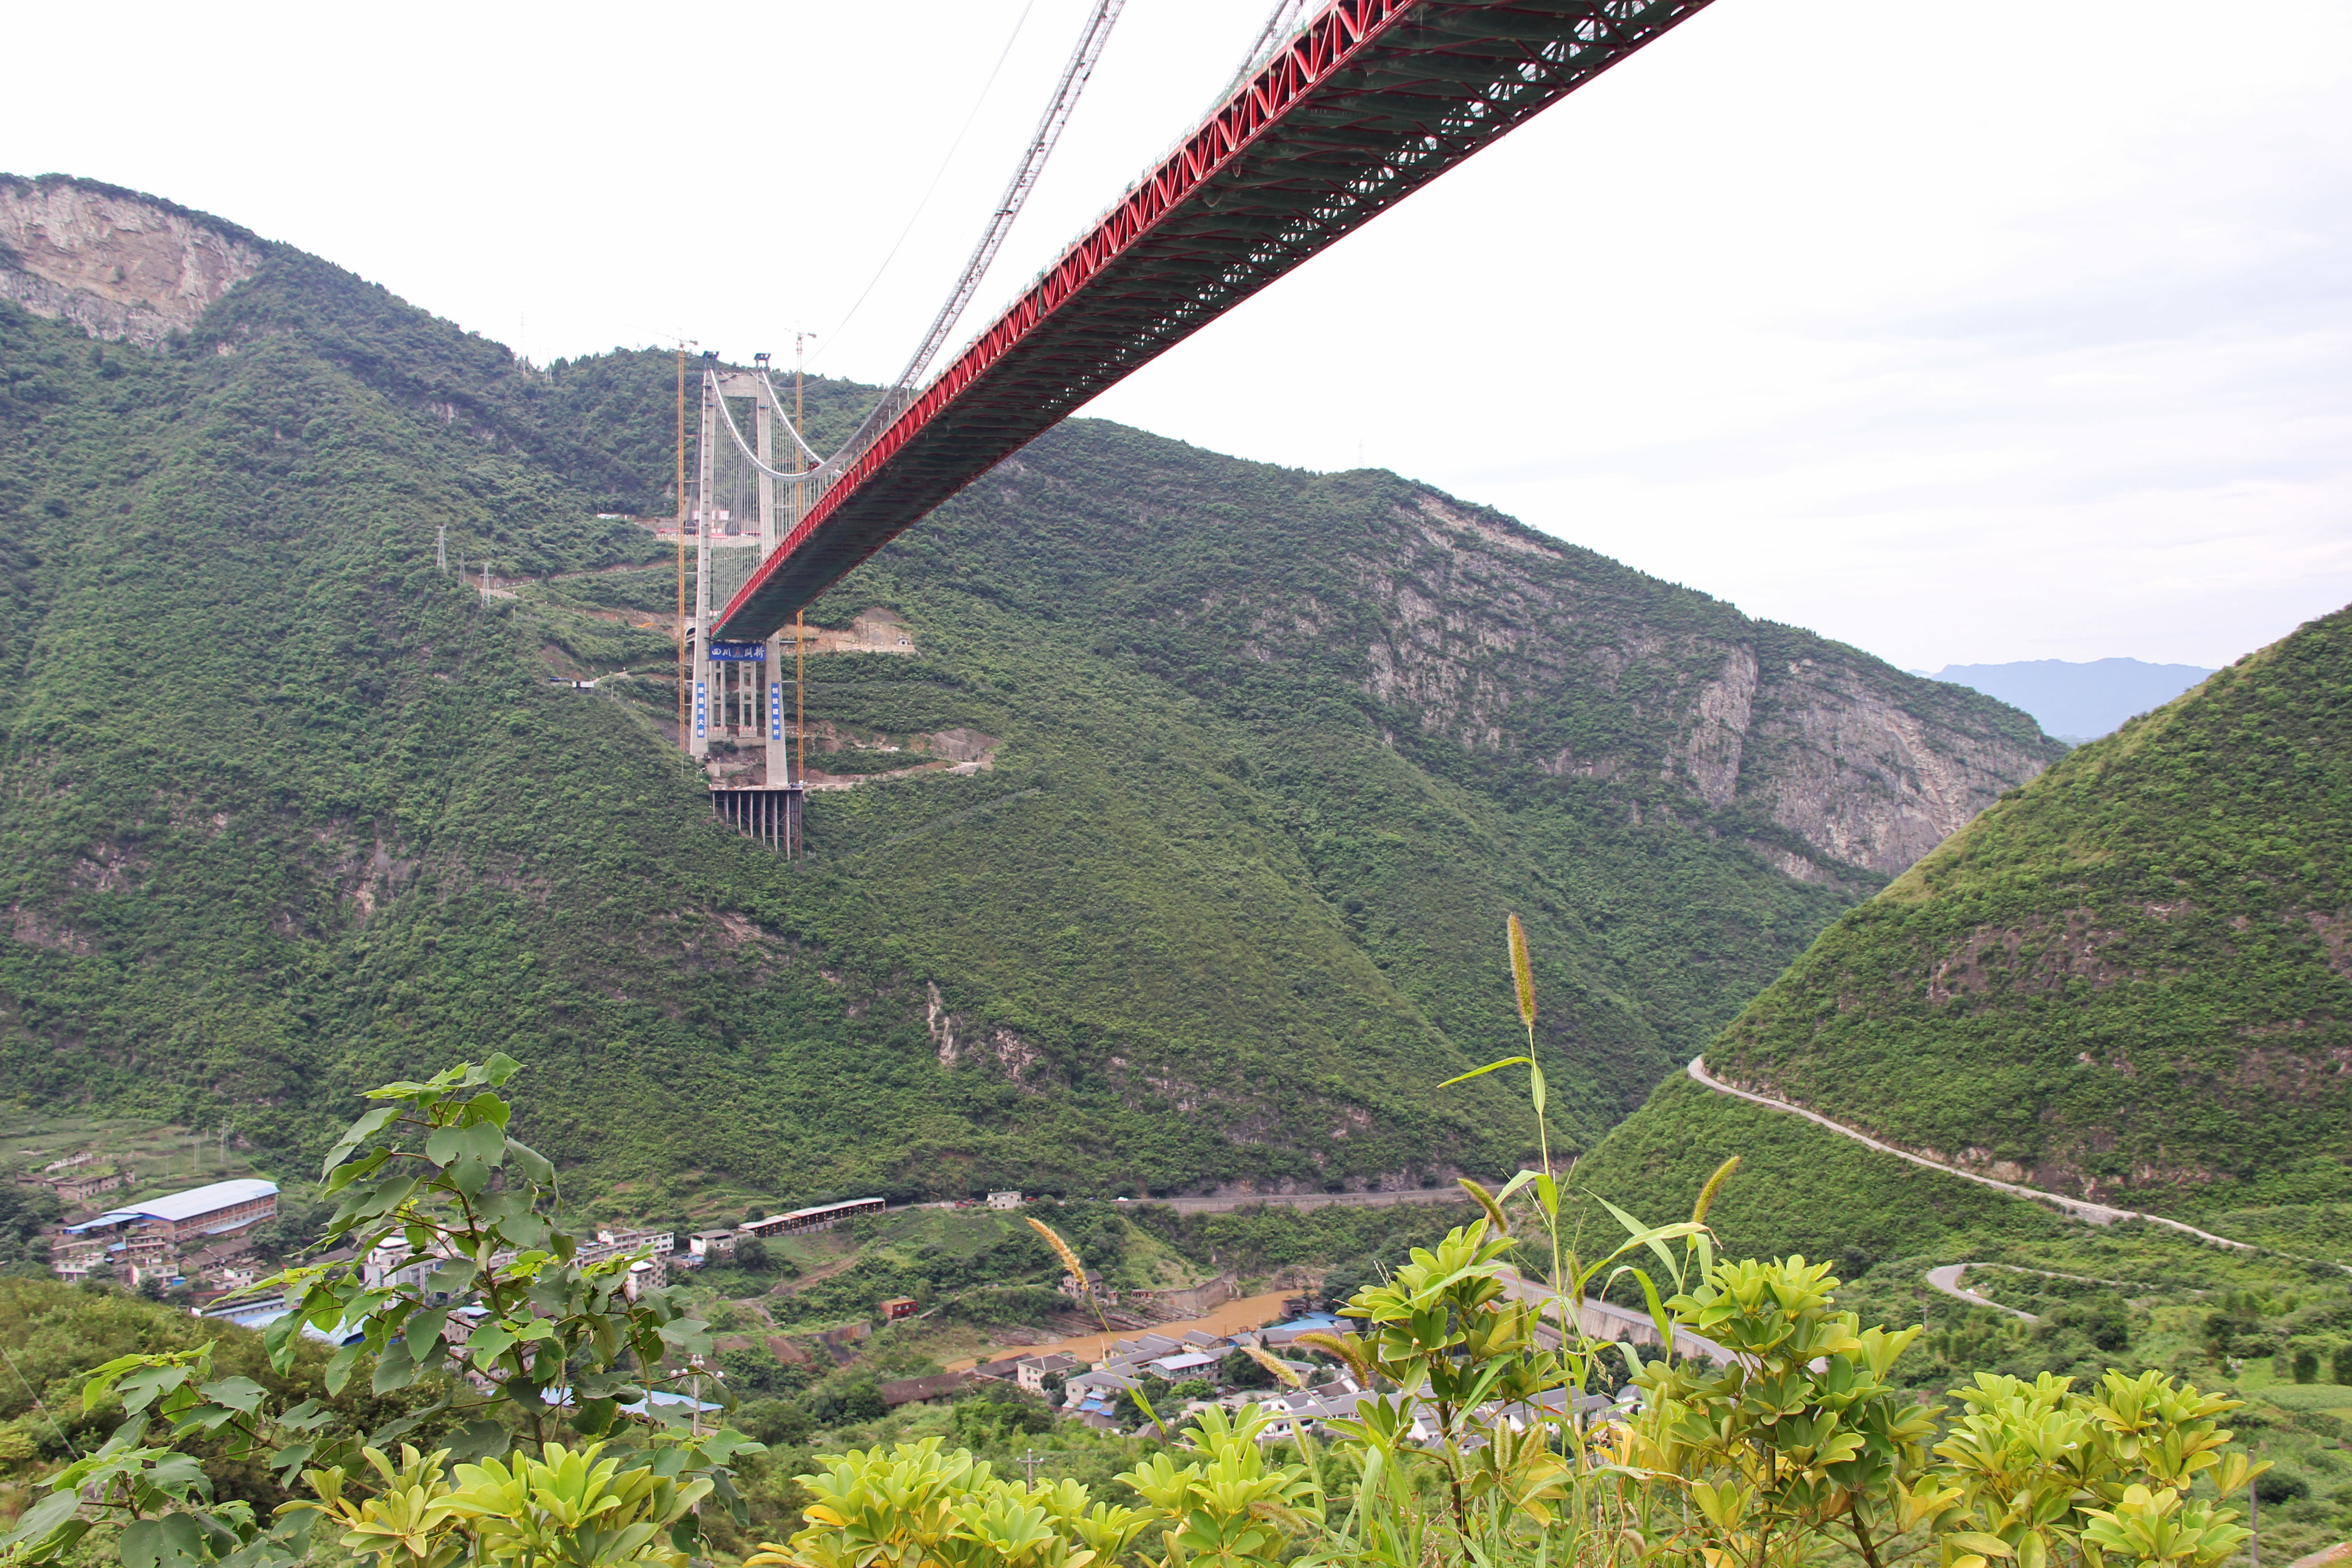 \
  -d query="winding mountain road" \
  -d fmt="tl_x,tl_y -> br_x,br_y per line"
1924,1263 -> 2038,1323
890,1186 -> 1488,1218
1683,1057 -> 2258,1252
